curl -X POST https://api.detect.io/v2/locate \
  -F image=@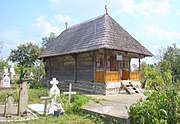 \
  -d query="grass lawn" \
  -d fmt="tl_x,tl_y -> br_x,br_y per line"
0,84 -> 102,124
2,114 -> 96,124
0,84 -> 126,124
